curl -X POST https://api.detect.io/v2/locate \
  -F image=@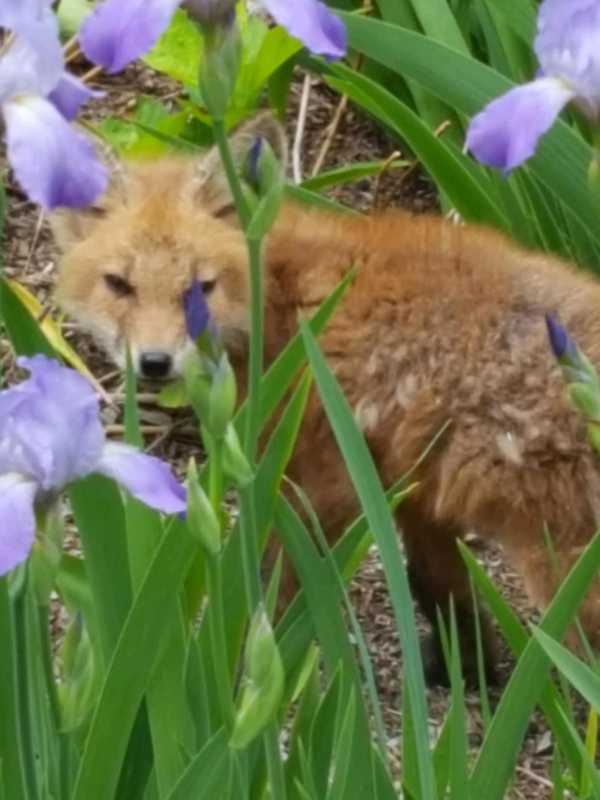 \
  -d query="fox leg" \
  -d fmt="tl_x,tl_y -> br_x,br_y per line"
398,505 -> 498,687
